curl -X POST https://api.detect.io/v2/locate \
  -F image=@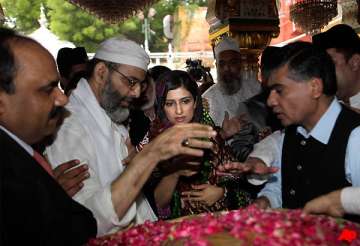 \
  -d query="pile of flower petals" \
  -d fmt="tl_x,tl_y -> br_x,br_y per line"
87,206 -> 360,246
